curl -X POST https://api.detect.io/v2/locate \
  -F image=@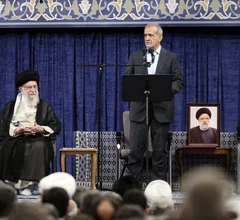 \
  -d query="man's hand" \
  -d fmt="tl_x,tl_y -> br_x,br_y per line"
15,121 -> 46,135
31,121 -> 46,134
15,127 -> 33,135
